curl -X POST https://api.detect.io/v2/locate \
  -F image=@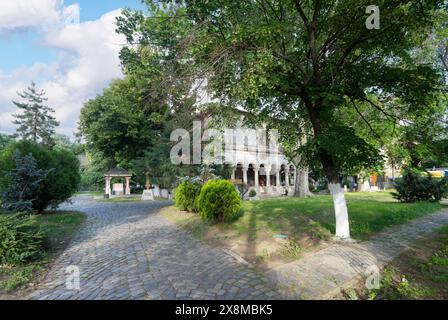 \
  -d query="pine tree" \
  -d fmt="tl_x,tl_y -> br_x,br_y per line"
12,82 -> 59,146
